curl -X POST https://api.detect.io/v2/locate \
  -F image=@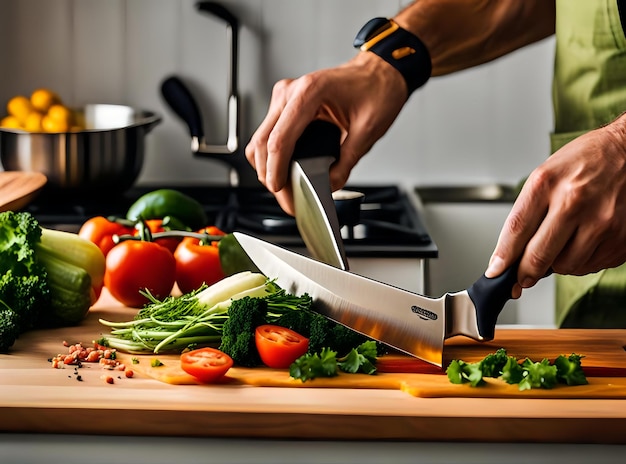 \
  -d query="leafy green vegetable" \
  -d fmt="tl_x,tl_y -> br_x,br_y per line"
518,358 -> 558,391
446,349 -> 588,390
99,273 -> 314,356
0,211 -> 50,350
337,340 -> 378,375
500,356 -> 524,384
274,307 -> 385,356
99,272 -> 270,353
289,341 -> 379,382
446,359 -> 485,387
0,307 -> 20,353
219,296 -> 268,367
289,347 -> 339,382
554,353 -> 588,386
478,348 -> 509,378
